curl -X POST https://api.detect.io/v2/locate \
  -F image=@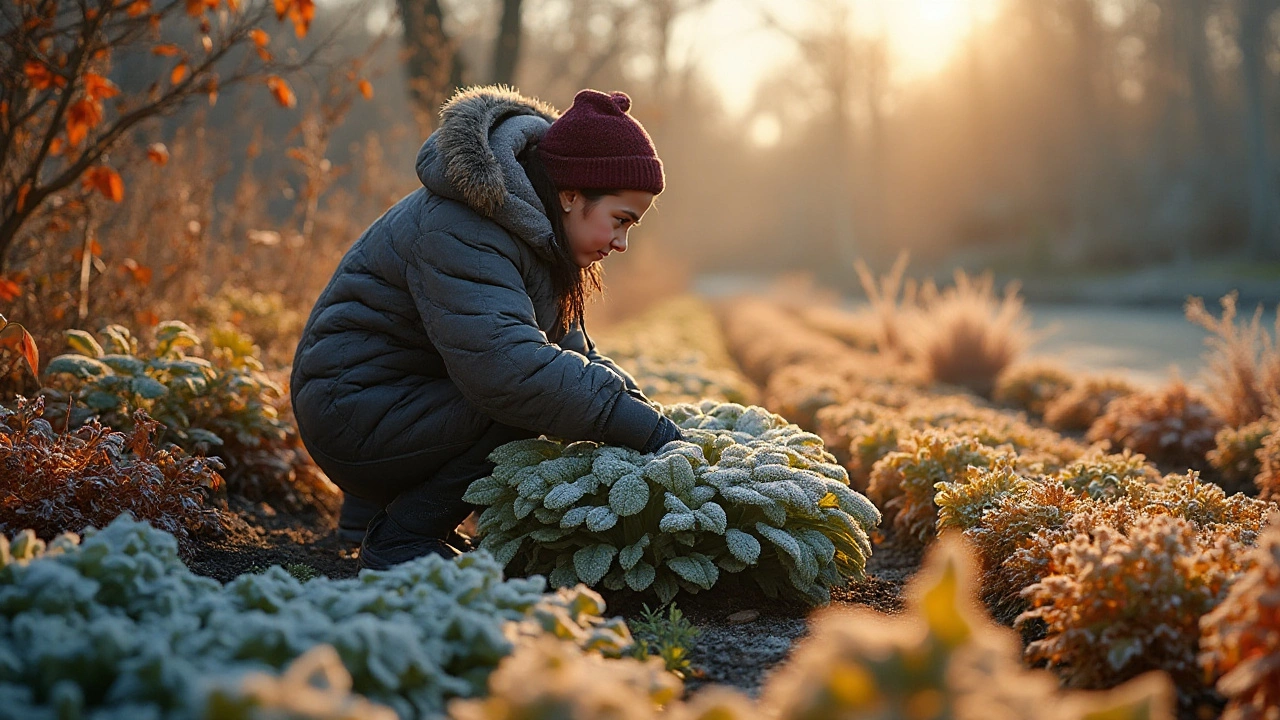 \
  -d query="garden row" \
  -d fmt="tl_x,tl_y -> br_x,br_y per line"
713,277 -> 1279,717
